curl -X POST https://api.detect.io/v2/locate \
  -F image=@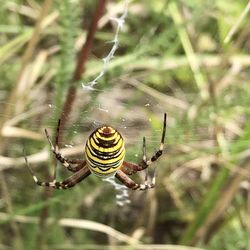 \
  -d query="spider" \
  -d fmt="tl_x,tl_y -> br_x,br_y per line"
25,113 -> 167,190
